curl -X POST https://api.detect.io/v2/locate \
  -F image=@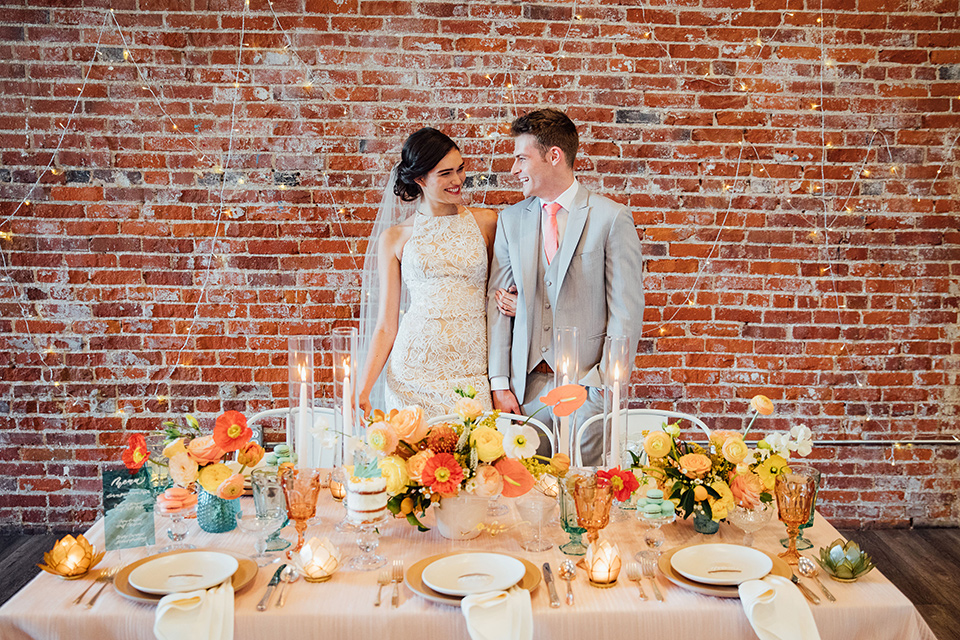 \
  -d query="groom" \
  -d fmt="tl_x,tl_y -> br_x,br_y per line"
487,108 -> 644,465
